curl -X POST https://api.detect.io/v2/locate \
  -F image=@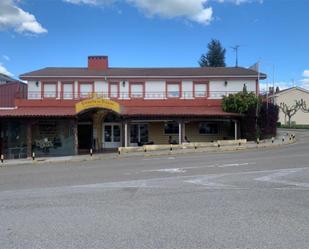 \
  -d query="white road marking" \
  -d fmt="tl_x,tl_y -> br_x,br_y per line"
152,168 -> 186,173
255,168 -> 309,187
185,176 -> 231,188
142,162 -> 254,174
218,162 -> 252,168
2,167 -> 309,199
